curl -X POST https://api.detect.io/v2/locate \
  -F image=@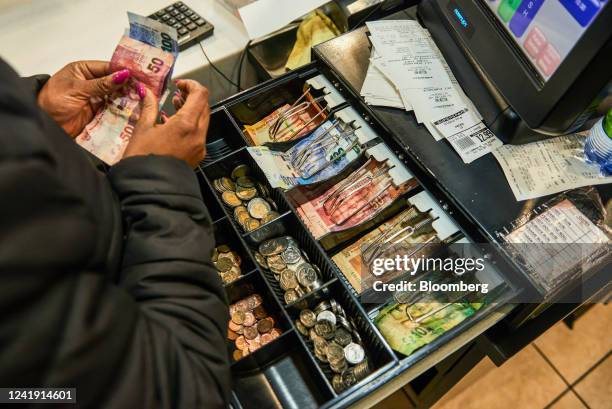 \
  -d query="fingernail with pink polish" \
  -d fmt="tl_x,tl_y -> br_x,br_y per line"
112,69 -> 130,84
137,83 -> 146,99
